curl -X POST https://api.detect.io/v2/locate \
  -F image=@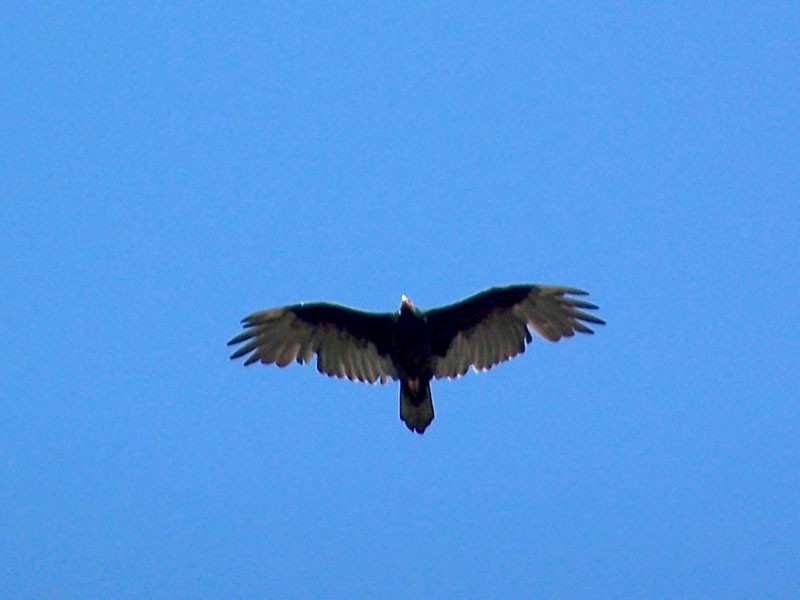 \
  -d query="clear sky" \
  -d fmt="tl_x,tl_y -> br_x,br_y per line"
3,4 -> 798,599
